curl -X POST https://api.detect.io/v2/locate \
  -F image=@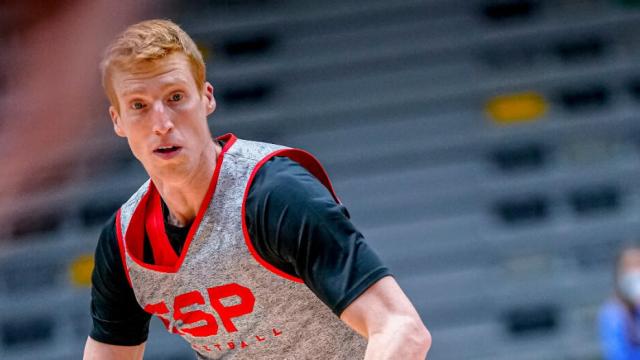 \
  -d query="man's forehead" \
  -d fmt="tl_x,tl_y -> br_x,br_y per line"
117,72 -> 191,95
112,54 -> 195,95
